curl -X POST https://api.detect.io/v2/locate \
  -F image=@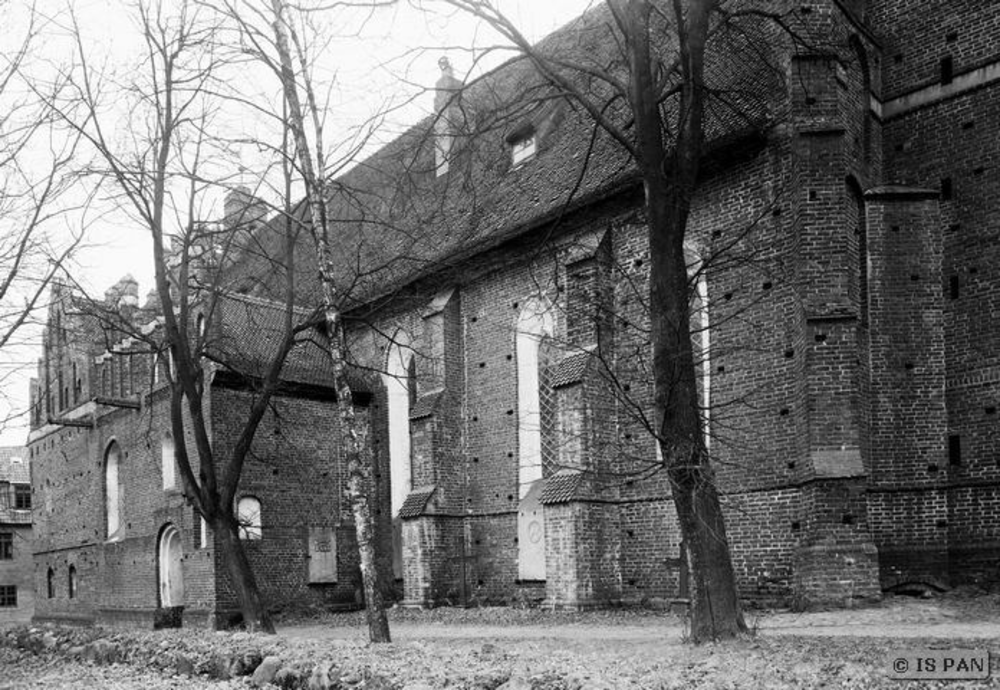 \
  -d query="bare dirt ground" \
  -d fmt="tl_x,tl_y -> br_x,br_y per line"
278,592 -> 1000,660
2,592 -> 998,688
